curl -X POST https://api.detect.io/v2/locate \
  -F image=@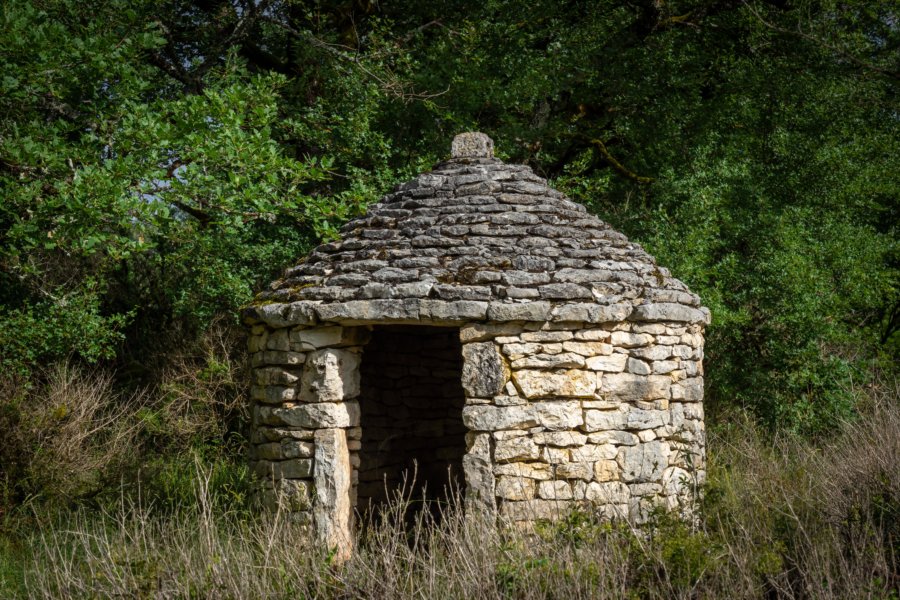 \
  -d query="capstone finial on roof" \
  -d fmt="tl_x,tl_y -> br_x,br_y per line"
451,132 -> 494,159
